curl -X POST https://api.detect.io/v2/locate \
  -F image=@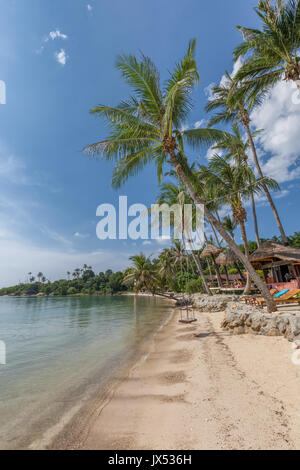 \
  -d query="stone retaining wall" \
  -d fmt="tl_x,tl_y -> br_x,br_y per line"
192,294 -> 240,312
221,302 -> 300,342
